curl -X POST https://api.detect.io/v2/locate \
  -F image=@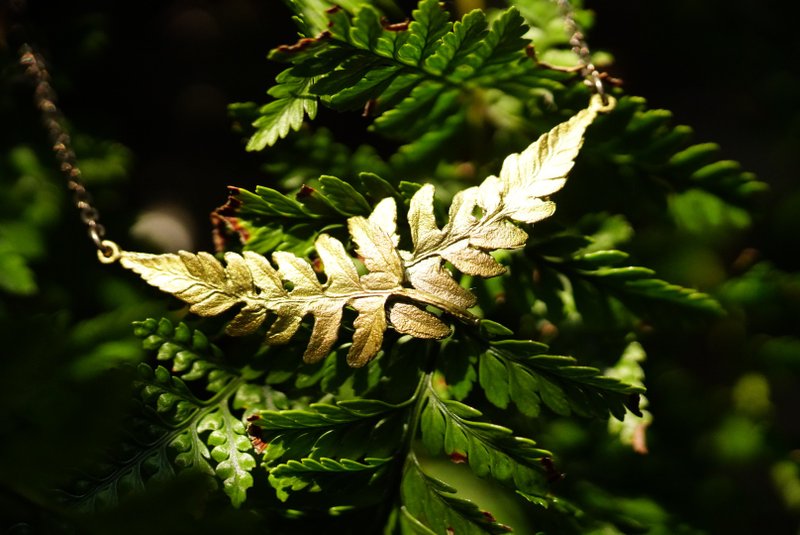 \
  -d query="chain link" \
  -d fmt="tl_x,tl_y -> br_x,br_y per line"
18,43 -> 115,258
554,0 -> 608,104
